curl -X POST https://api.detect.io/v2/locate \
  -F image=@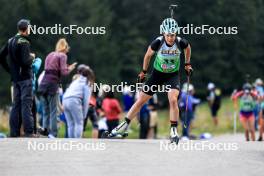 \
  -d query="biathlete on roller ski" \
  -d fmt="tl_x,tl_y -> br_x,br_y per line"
103,16 -> 193,144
